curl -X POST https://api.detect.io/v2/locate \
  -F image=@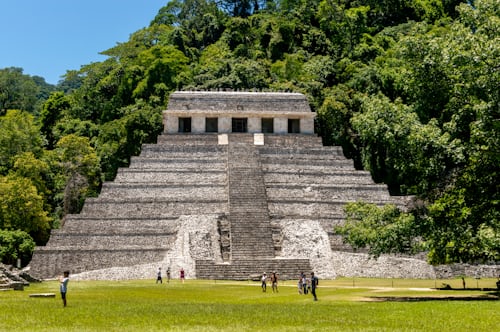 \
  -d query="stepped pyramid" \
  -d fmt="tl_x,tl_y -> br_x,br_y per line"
29,91 -> 424,280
